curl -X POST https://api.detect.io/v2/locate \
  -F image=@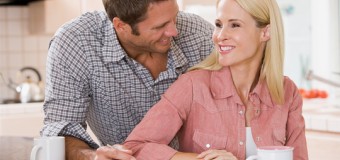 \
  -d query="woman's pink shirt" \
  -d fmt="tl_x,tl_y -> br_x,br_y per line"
124,67 -> 308,160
